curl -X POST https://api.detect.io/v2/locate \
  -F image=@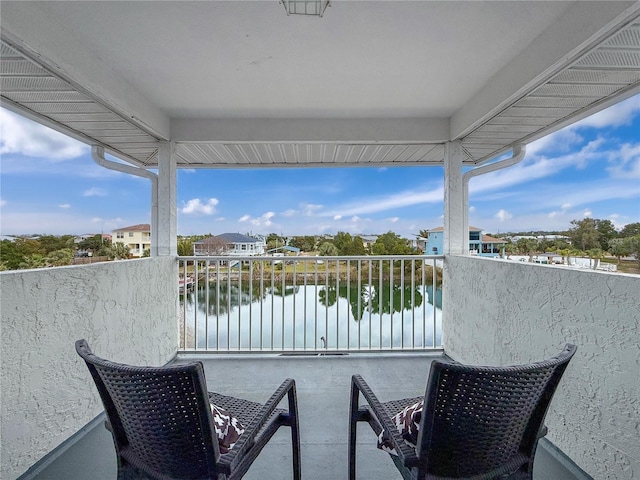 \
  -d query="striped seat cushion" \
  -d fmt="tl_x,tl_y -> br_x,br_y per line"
377,399 -> 423,455
210,403 -> 245,453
